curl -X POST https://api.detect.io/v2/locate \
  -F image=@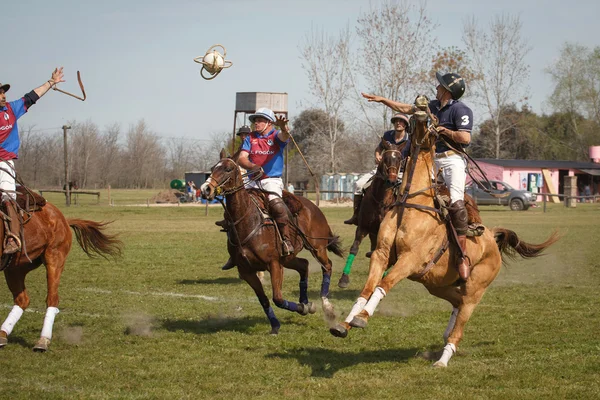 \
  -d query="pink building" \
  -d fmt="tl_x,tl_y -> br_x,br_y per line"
472,158 -> 600,201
